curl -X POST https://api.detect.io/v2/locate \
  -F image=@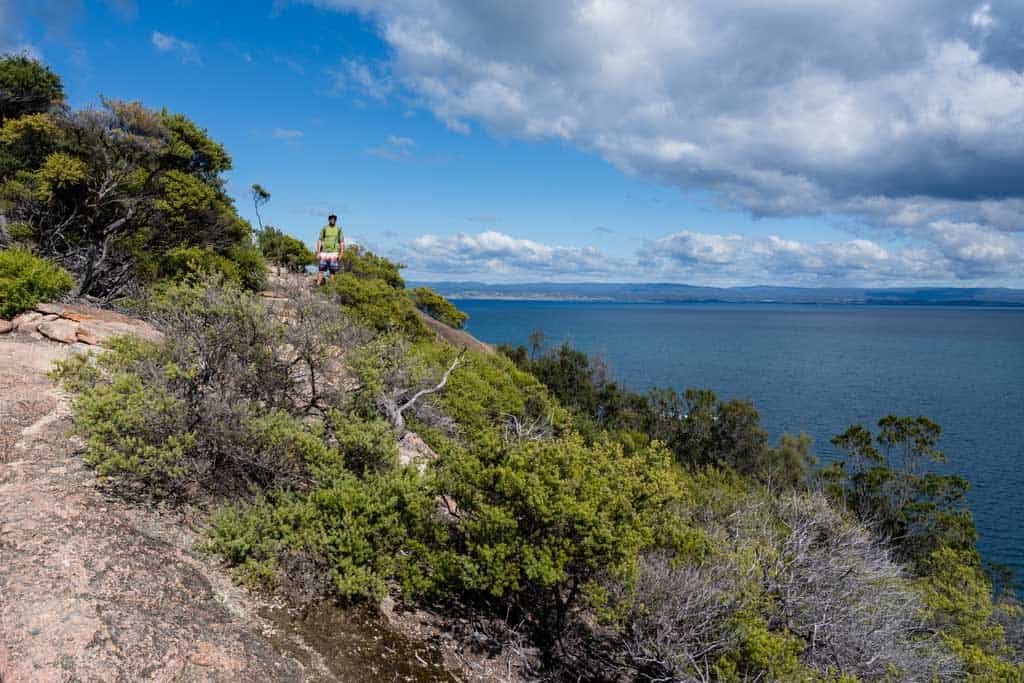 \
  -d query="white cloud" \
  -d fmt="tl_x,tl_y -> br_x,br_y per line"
367,134 -> 416,160
391,227 -> 1022,286
387,134 -> 415,147
397,230 -> 622,280
641,231 -> 939,286
642,227 -> 1024,286
330,57 -> 392,99
297,0 -> 1024,283
151,30 -> 201,65
971,3 -> 995,31
925,220 -> 1023,275
272,127 -> 304,140
649,231 -> 743,265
